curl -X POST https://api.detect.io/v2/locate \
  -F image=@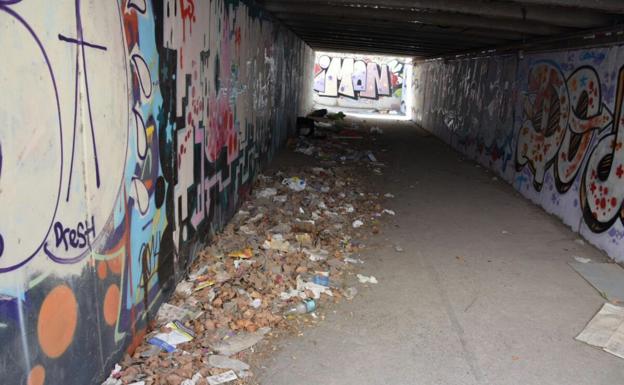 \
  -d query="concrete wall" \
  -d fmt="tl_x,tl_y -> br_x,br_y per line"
0,1 -> 313,384
314,52 -> 409,115
412,45 -> 624,262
